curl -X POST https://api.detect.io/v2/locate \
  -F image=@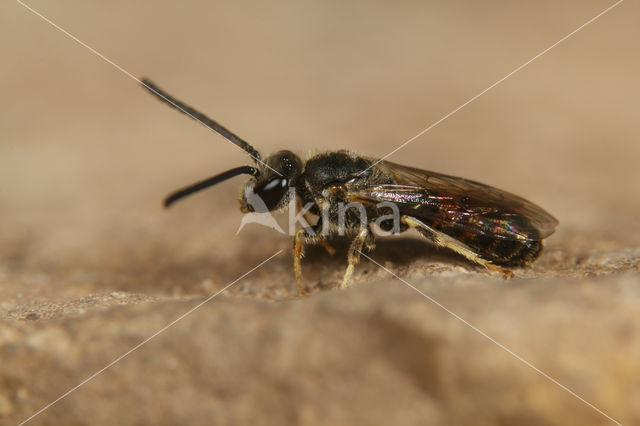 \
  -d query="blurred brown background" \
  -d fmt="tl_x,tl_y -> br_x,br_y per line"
1,0 -> 639,425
